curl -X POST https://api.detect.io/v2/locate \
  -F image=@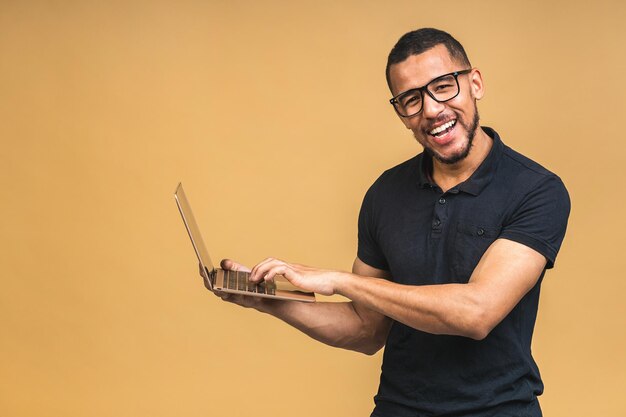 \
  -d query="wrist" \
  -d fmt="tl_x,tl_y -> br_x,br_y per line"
333,271 -> 355,296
